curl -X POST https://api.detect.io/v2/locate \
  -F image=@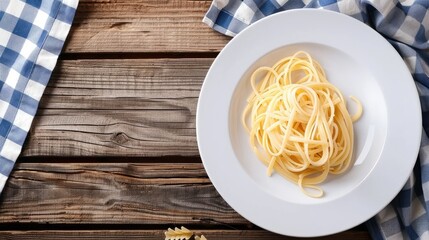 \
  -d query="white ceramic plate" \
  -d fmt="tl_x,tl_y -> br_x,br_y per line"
196,9 -> 421,237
